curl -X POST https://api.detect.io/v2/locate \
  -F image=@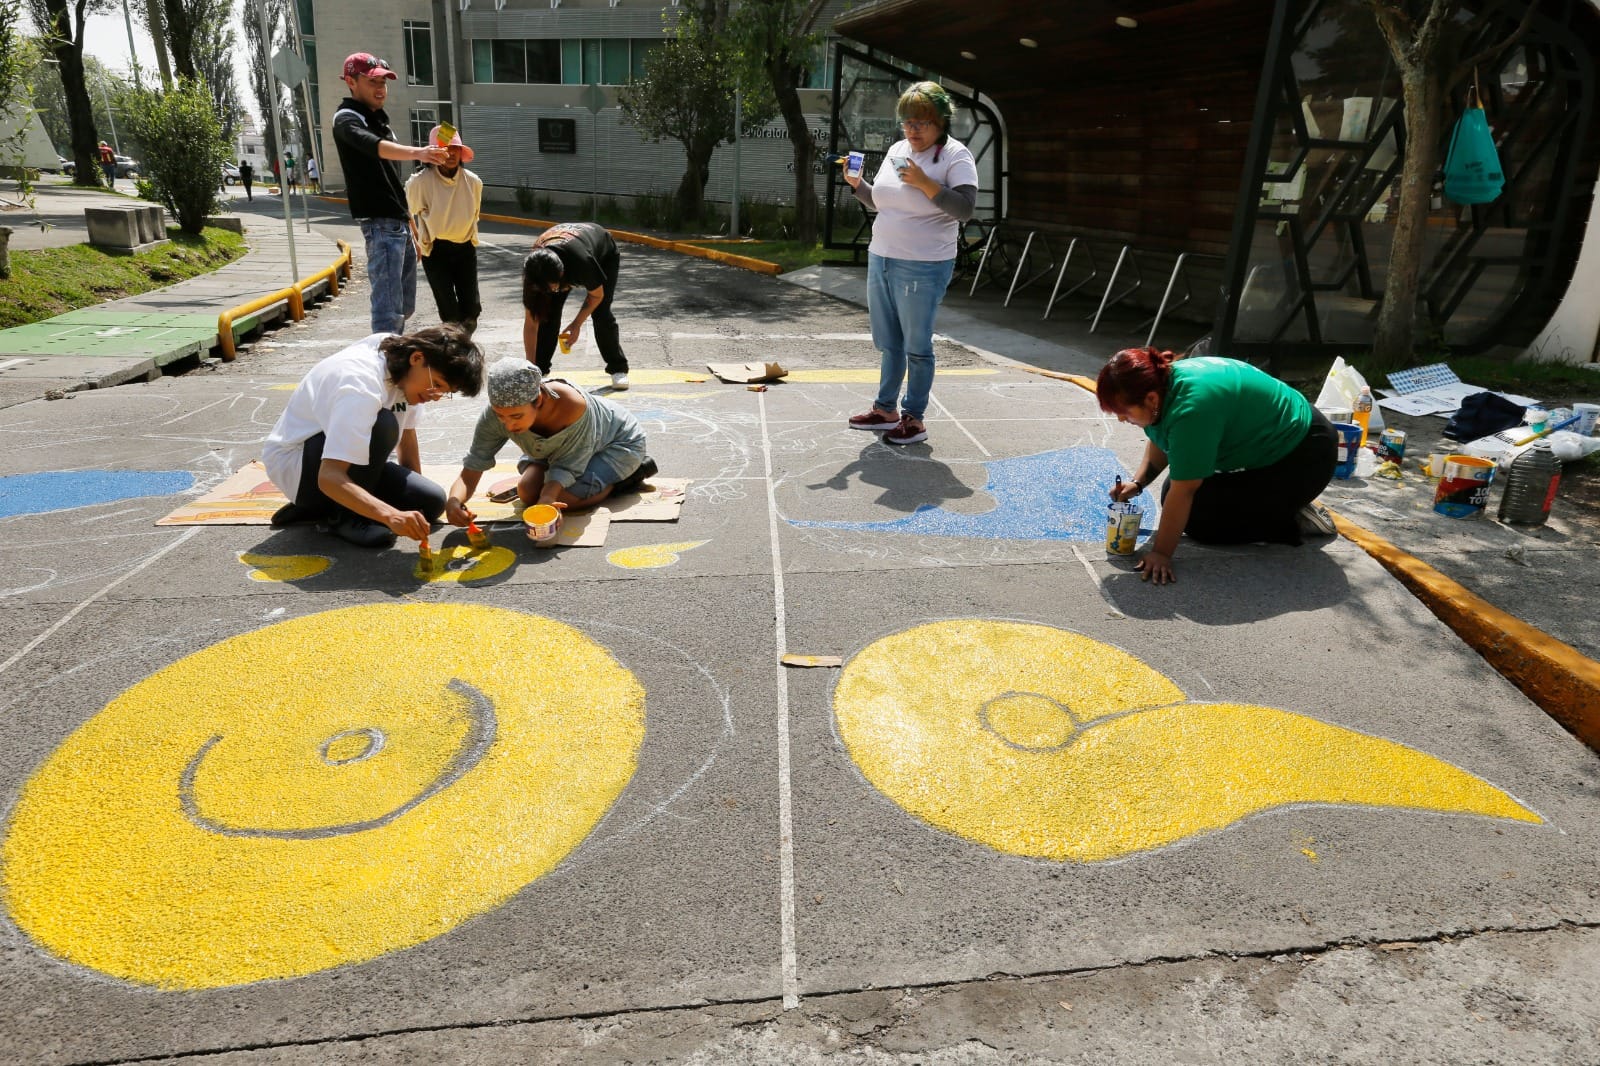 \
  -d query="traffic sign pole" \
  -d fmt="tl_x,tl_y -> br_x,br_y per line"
259,1 -> 300,282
